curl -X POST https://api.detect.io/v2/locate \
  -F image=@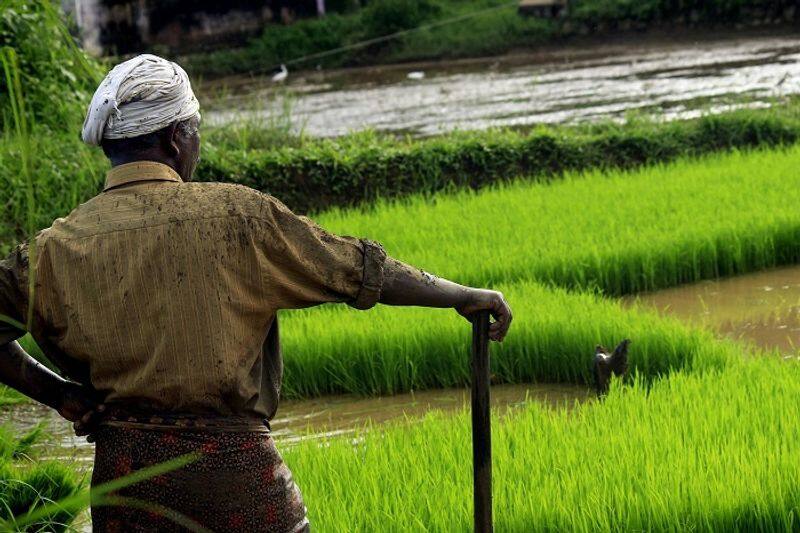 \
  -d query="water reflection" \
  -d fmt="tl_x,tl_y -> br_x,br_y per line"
205,33 -> 800,137
3,382 -> 591,467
